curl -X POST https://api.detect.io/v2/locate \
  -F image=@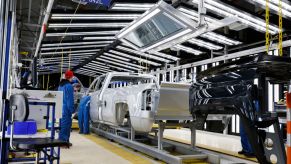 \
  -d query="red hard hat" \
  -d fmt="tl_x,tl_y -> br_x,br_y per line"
65,70 -> 74,79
